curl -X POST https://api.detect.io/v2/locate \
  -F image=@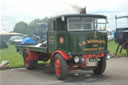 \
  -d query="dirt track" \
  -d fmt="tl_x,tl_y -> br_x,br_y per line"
0,57 -> 128,85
